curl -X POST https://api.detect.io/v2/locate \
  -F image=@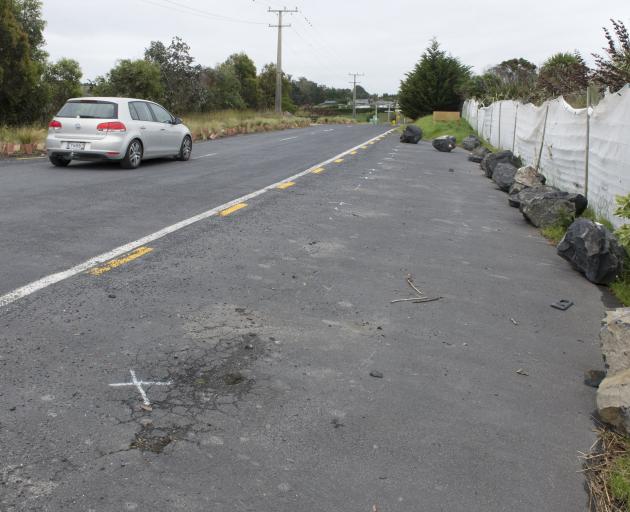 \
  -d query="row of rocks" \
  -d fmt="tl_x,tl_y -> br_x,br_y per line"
466,143 -> 630,433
